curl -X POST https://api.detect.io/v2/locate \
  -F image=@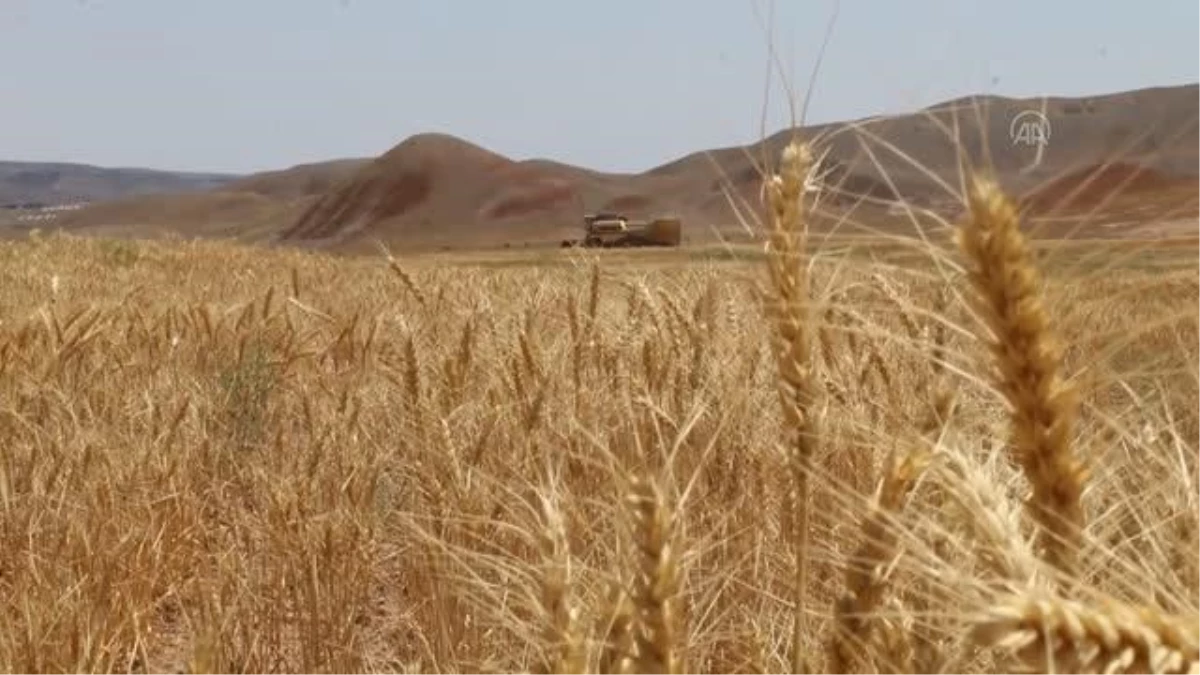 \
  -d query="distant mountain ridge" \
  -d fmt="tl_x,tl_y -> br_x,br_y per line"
9,81 -> 1197,247
0,161 -> 240,206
